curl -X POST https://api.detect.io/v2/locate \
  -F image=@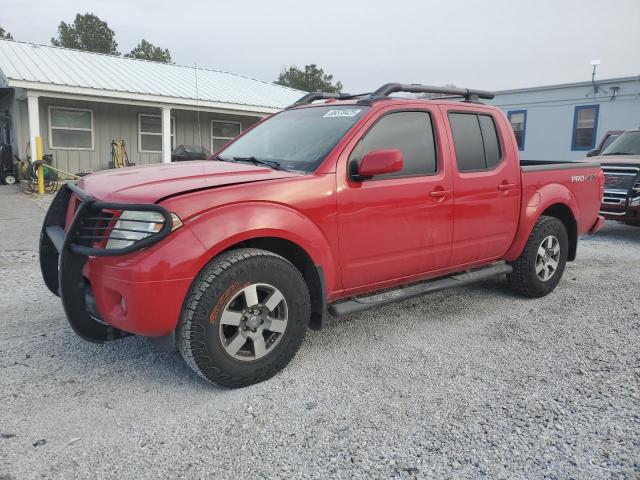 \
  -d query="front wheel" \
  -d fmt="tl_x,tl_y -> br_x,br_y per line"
507,216 -> 568,298
177,248 -> 310,388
